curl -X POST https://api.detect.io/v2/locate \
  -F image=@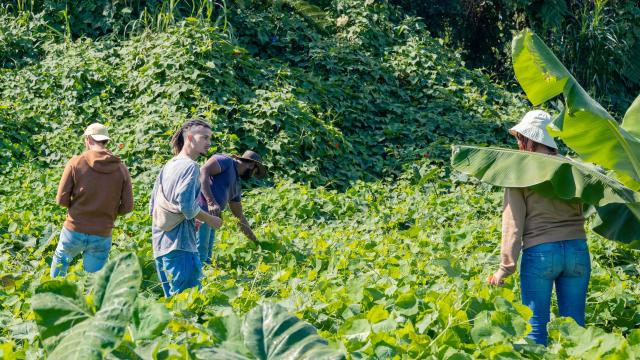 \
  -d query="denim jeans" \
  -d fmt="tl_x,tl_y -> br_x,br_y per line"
520,239 -> 591,346
50,227 -> 112,277
155,250 -> 202,297
196,223 -> 216,264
